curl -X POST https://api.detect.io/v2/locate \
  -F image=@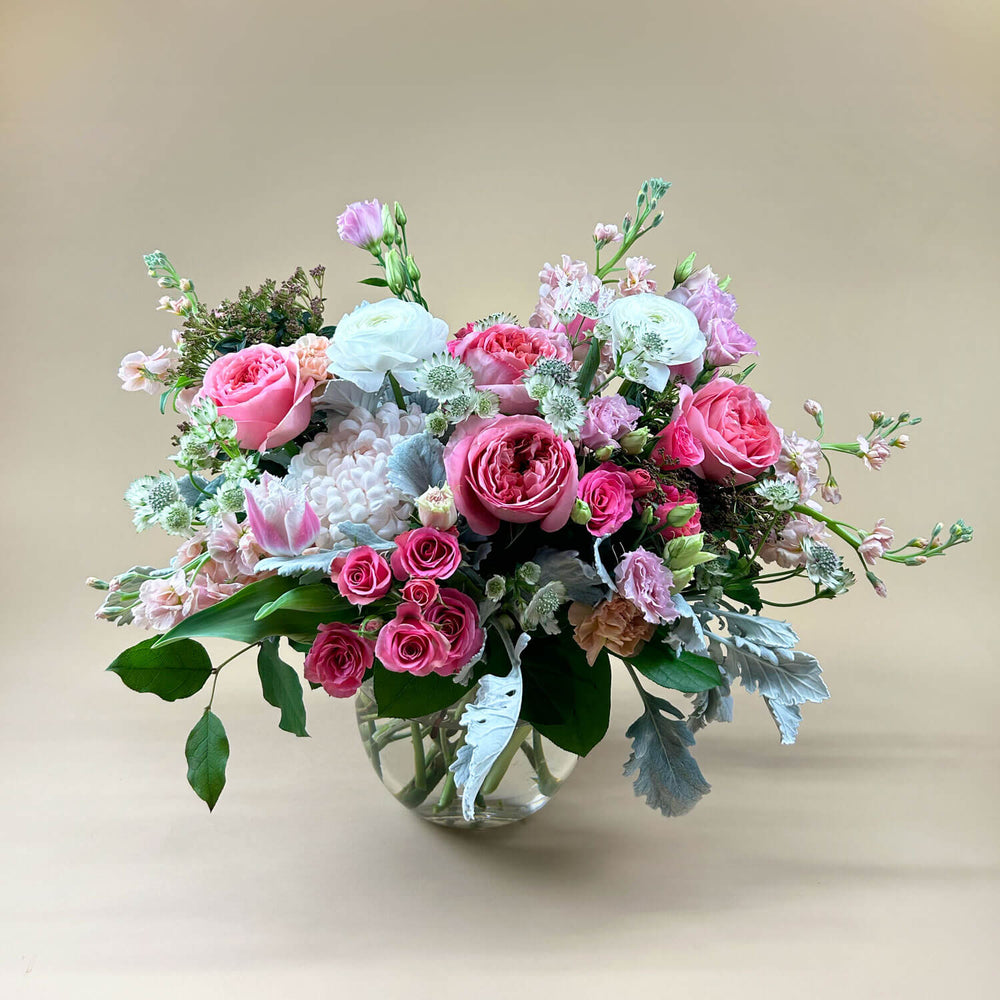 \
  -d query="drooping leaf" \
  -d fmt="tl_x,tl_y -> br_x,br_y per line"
626,637 -> 724,693
688,676 -> 734,733
451,634 -> 527,822
334,522 -> 397,551
766,698 -> 801,745
372,664 -> 474,719
253,583 -> 347,621
385,433 -> 446,500
107,636 -> 213,701
624,692 -> 711,817
185,710 -> 229,811
257,640 -> 308,737
255,549 -> 340,577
